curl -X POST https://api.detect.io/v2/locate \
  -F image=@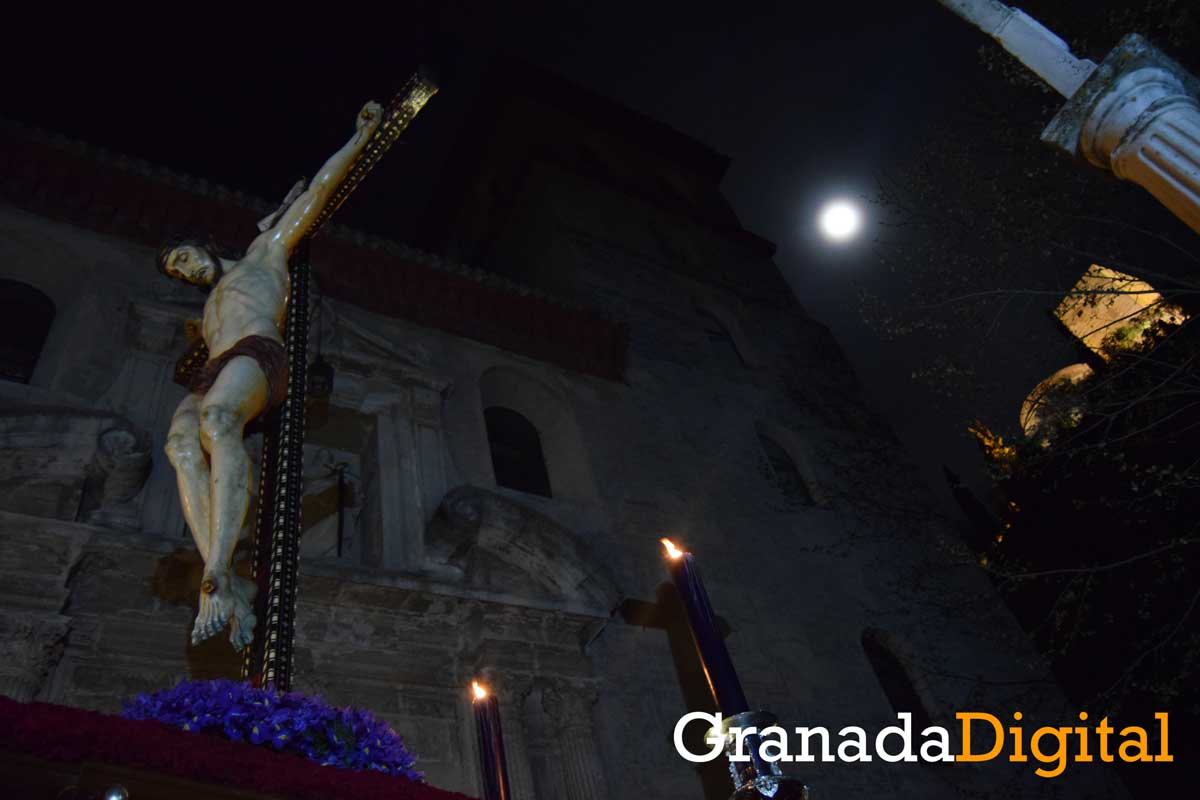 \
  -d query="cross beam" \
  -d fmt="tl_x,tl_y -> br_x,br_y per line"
236,71 -> 438,690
